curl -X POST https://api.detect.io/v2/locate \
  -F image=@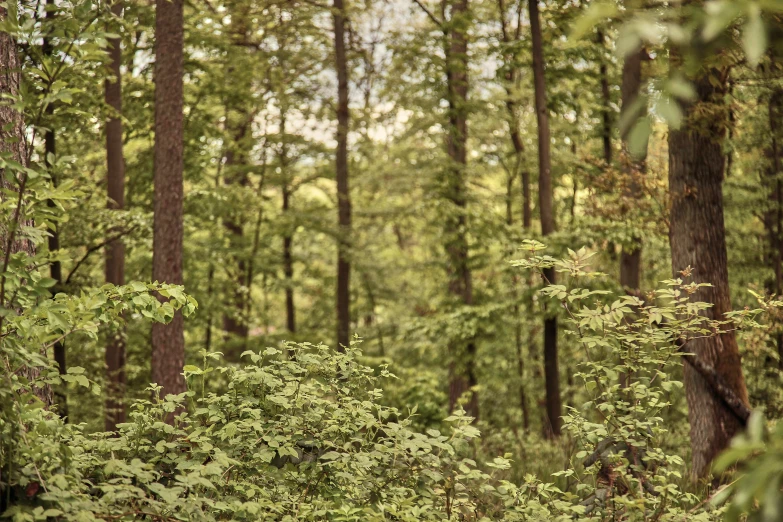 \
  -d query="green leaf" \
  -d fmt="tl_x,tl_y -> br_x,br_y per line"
627,117 -> 651,158
569,2 -> 618,42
